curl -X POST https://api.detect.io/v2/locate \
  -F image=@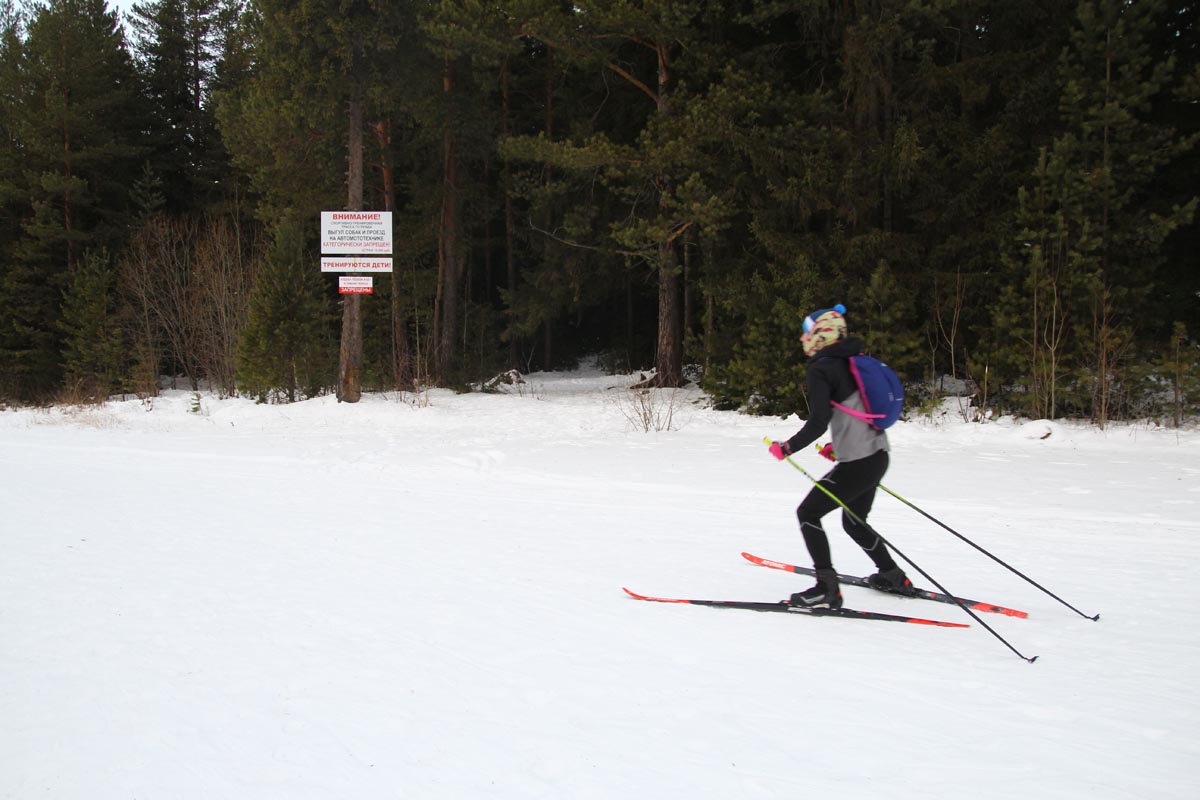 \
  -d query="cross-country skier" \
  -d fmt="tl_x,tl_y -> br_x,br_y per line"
767,304 -> 915,609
